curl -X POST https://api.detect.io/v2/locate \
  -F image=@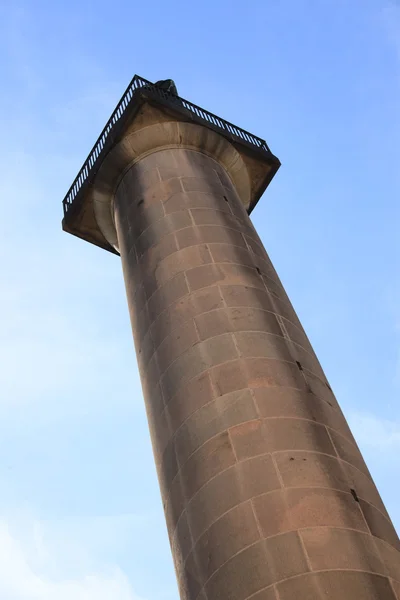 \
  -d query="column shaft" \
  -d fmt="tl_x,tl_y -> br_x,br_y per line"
113,147 -> 400,600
